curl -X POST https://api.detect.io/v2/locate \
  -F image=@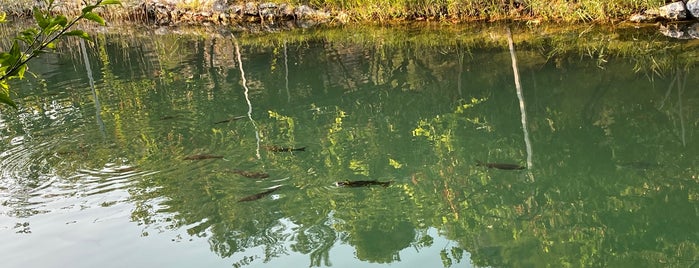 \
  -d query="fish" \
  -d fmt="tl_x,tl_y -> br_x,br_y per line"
476,161 -> 525,170
183,154 -> 224,160
233,170 -> 270,179
214,115 -> 246,124
237,186 -> 281,202
335,180 -> 392,188
159,115 -> 177,120
264,146 -> 306,152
